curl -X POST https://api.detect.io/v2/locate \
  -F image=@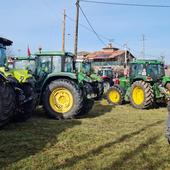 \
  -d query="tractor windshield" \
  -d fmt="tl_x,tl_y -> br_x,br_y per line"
146,64 -> 165,79
14,60 -> 36,73
82,62 -> 91,74
0,45 -> 6,66
98,69 -> 113,77
129,63 -> 144,77
64,56 -> 74,72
